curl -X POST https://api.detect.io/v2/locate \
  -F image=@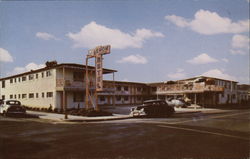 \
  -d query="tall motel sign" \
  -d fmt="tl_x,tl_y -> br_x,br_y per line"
85,45 -> 111,111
